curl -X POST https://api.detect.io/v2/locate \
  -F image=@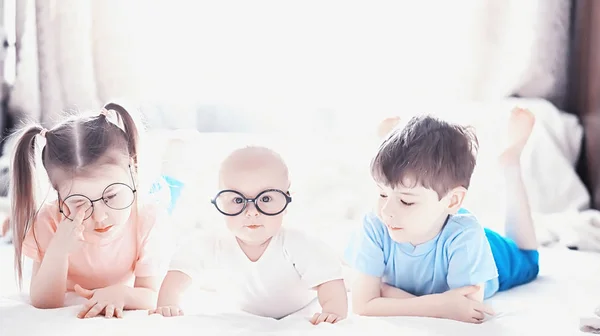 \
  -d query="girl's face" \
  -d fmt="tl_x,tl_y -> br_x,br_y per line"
56,164 -> 136,243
